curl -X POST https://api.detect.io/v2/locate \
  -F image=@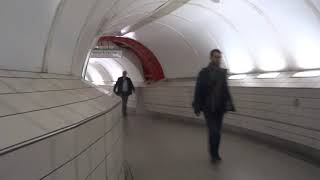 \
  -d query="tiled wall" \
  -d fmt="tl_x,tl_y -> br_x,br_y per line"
140,80 -> 320,152
0,70 -> 124,180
